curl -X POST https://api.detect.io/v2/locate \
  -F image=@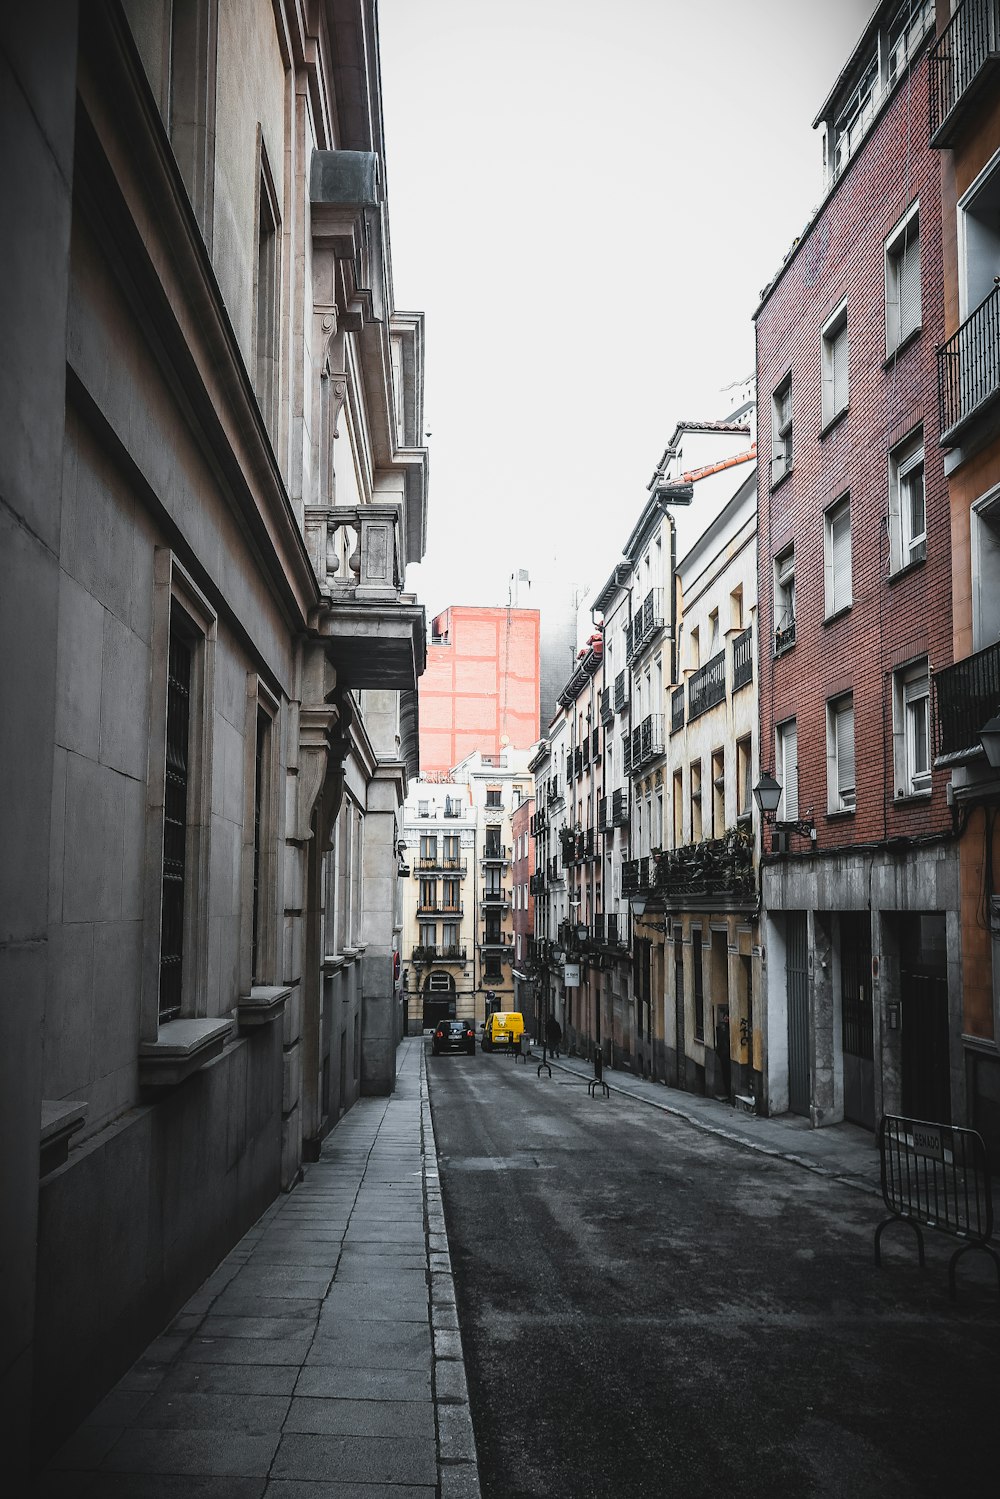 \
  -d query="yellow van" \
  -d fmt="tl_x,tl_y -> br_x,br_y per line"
482,1011 -> 525,1052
